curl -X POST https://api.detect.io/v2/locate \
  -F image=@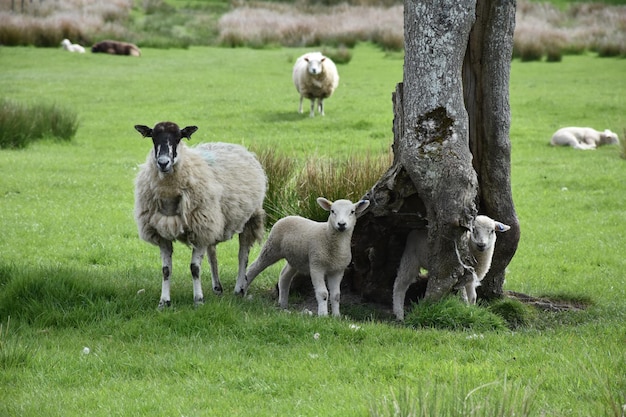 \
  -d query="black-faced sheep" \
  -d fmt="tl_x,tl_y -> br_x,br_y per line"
134,121 -> 266,308
292,52 -> 339,117
92,40 -> 141,57
61,39 -> 85,53
392,215 -> 510,321
235,197 -> 369,317
550,127 -> 619,150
